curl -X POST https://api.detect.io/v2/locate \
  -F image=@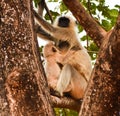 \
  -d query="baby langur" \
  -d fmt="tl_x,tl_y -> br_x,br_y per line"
43,42 -> 92,99
43,42 -> 63,90
34,11 -> 92,99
